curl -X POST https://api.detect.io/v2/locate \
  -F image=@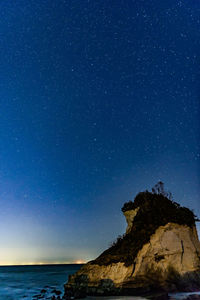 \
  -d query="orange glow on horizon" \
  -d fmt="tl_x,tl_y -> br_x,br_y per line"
74,260 -> 85,264
0,260 -> 87,266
